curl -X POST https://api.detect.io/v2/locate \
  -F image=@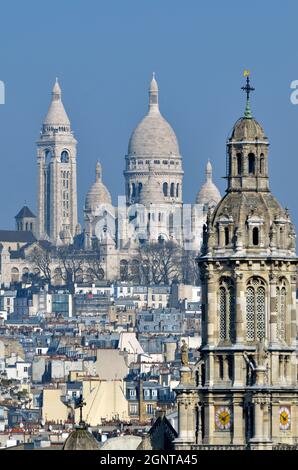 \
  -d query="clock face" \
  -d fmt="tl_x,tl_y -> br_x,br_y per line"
279,406 -> 291,431
215,406 -> 232,430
